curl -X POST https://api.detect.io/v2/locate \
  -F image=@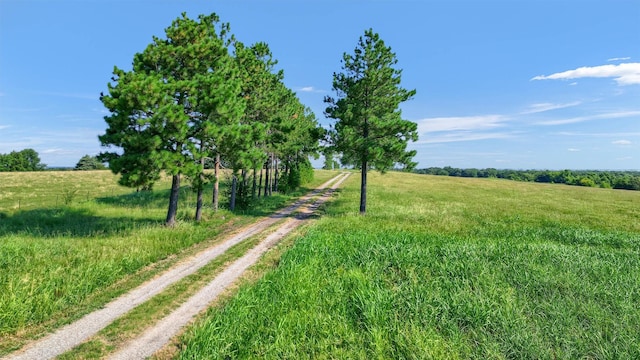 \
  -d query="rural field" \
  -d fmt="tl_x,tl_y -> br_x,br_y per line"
0,169 -> 337,355
177,171 -> 640,359
1,169 -> 639,358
